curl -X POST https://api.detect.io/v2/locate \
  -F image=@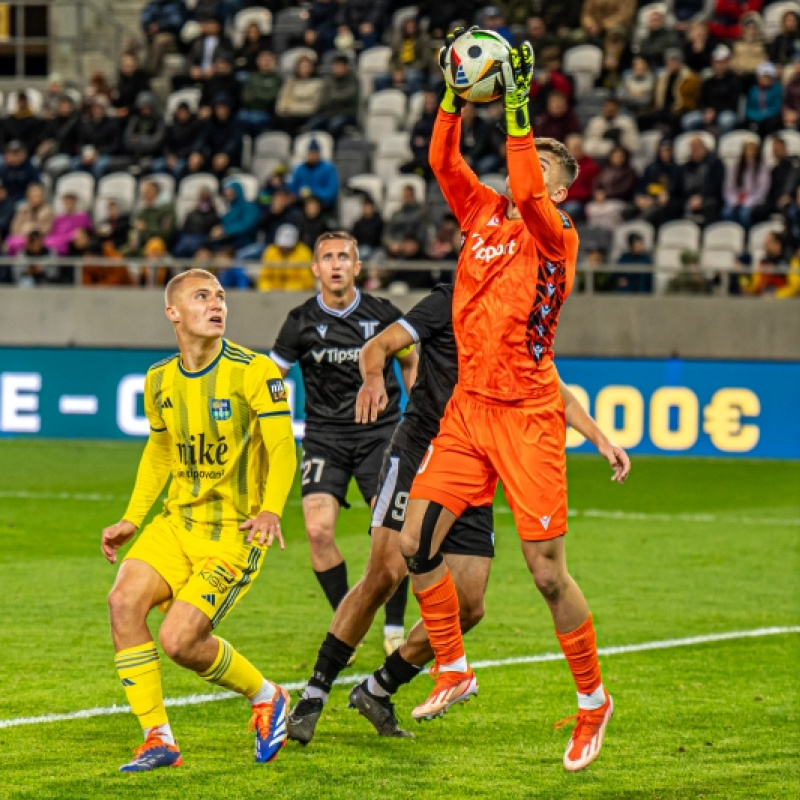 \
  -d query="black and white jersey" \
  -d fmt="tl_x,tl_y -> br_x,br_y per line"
395,283 -> 458,450
270,290 -> 403,439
